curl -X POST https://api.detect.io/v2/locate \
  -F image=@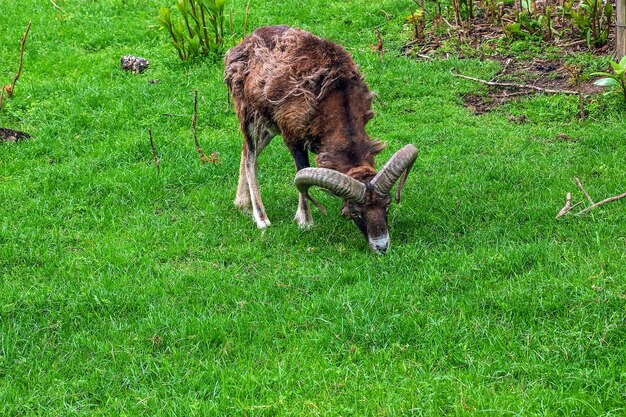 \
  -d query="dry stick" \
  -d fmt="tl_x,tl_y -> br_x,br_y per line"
577,191 -> 626,216
192,90 -> 200,149
0,21 -> 31,110
192,90 -> 207,162
450,68 -> 579,95
374,29 -> 384,62
148,128 -> 160,176
490,58 -> 513,82
575,177 -> 594,204
49,0 -> 65,14
243,0 -> 251,38
556,192 -> 583,218
9,21 -> 32,98
229,6 -> 234,46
